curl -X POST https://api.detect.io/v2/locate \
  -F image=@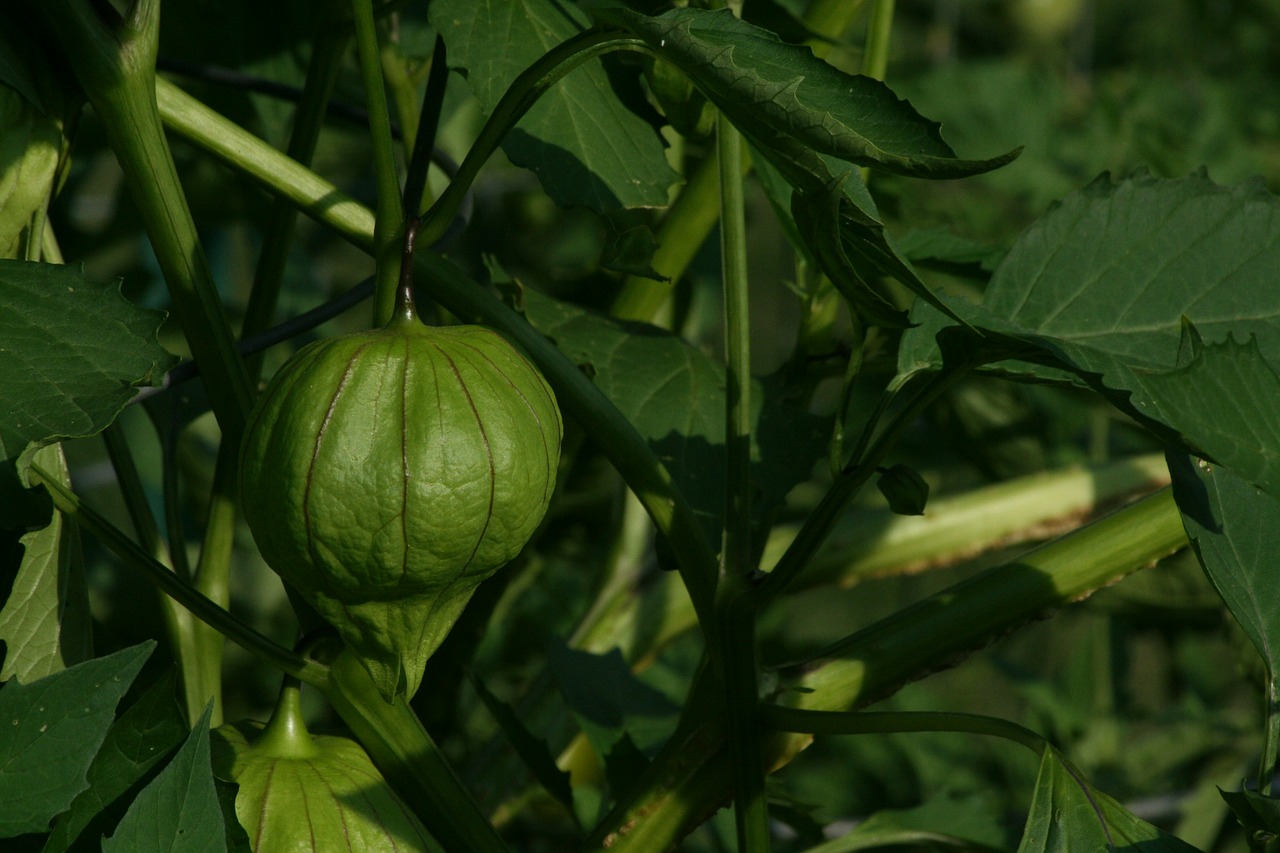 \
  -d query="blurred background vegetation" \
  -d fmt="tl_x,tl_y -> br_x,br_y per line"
42,0 -> 1280,849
